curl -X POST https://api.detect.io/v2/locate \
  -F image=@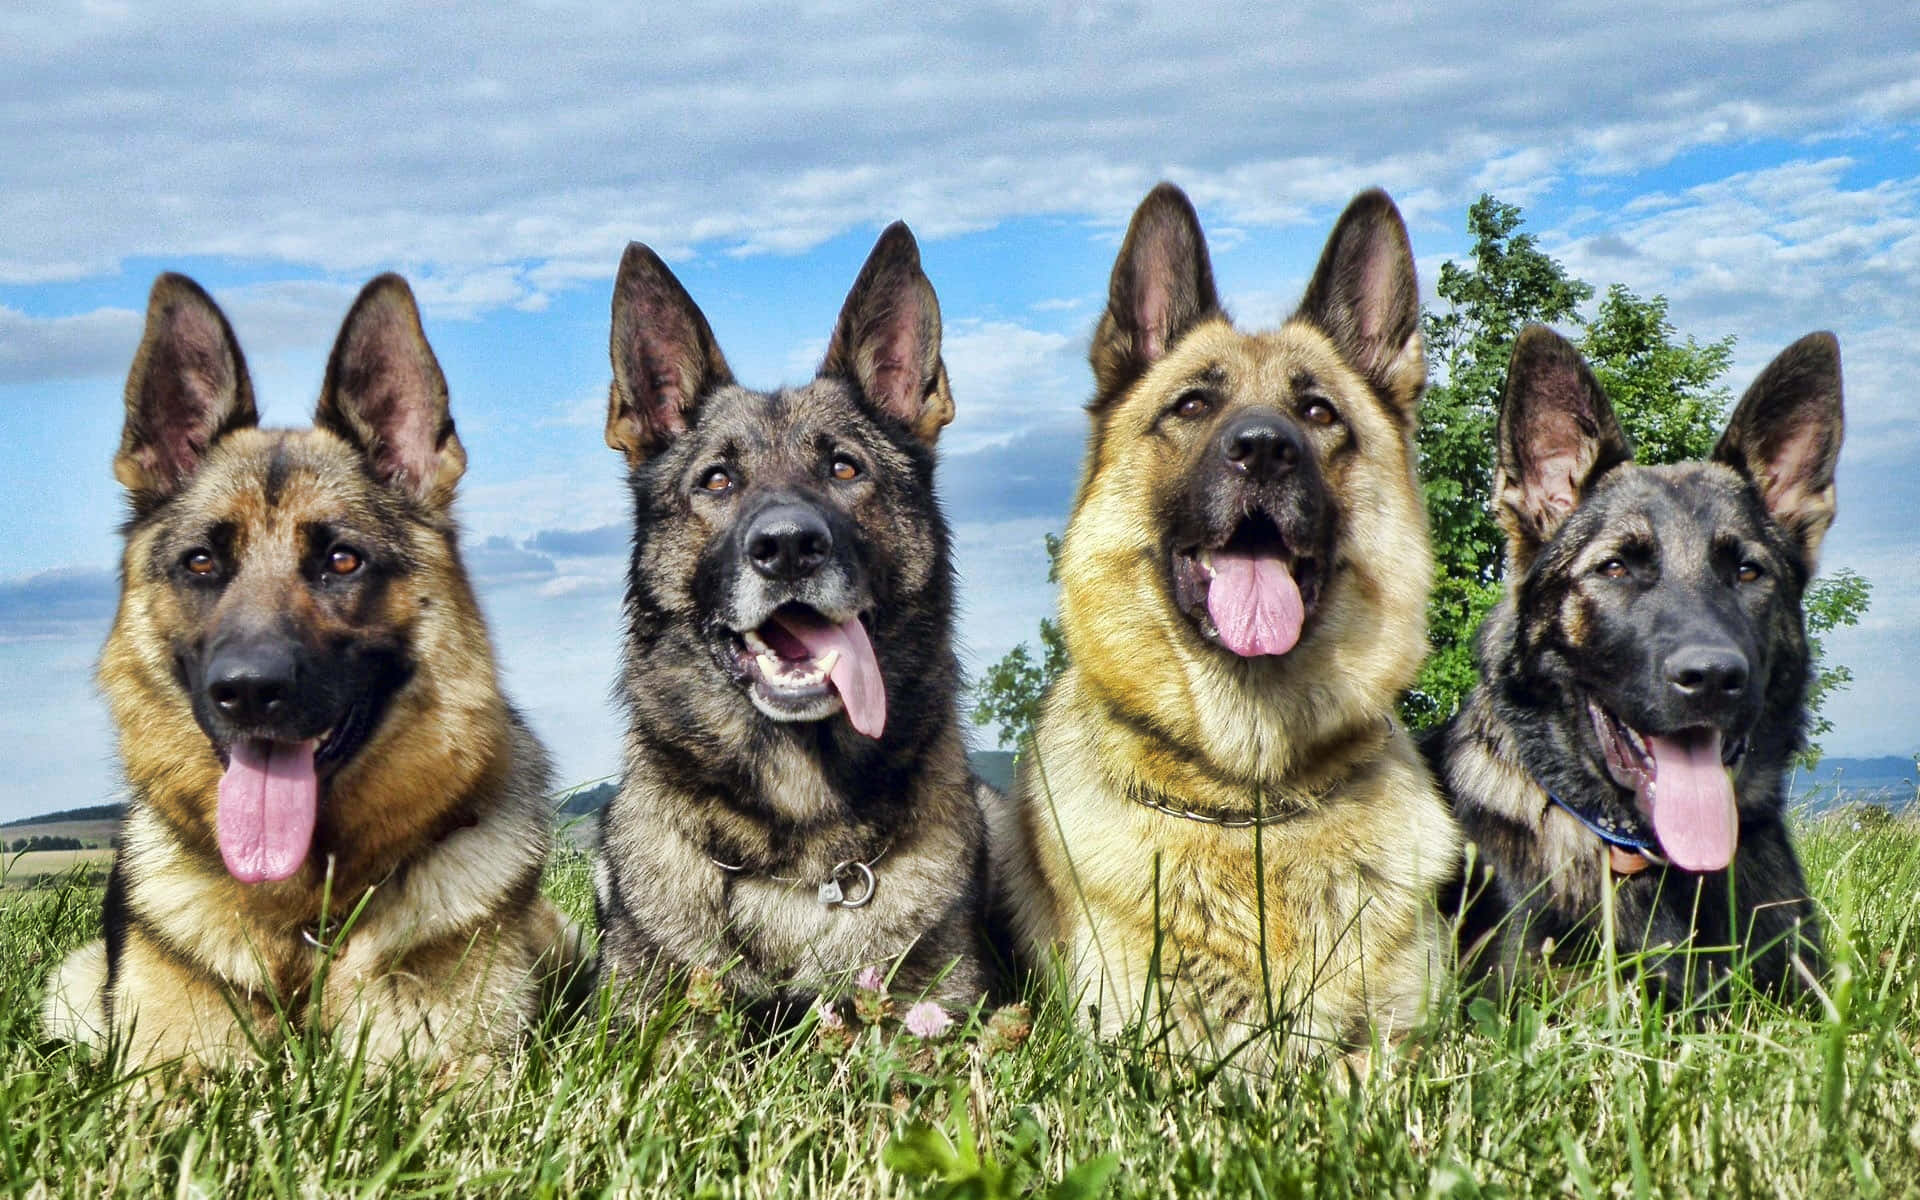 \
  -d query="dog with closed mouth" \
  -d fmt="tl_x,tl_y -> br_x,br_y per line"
994,184 -> 1458,1069
1435,326 -> 1835,1002
593,223 -> 991,1019
41,273 -> 581,1073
